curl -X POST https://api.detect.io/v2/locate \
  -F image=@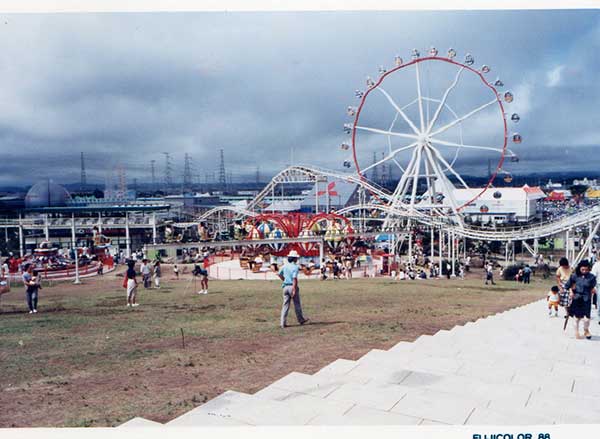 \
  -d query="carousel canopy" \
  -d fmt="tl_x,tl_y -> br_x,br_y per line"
265,199 -> 302,212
